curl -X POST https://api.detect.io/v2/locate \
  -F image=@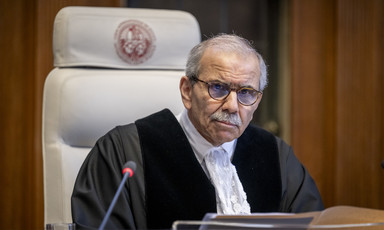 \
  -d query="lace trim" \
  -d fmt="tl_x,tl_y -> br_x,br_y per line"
205,147 -> 251,214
